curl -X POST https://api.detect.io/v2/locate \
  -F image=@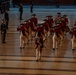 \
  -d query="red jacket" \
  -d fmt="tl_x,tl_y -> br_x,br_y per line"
31,17 -> 38,25
17,25 -> 27,36
44,22 -> 49,31
35,37 -> 44,52
47,18 -> 53,28
36,25 -> 44,35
